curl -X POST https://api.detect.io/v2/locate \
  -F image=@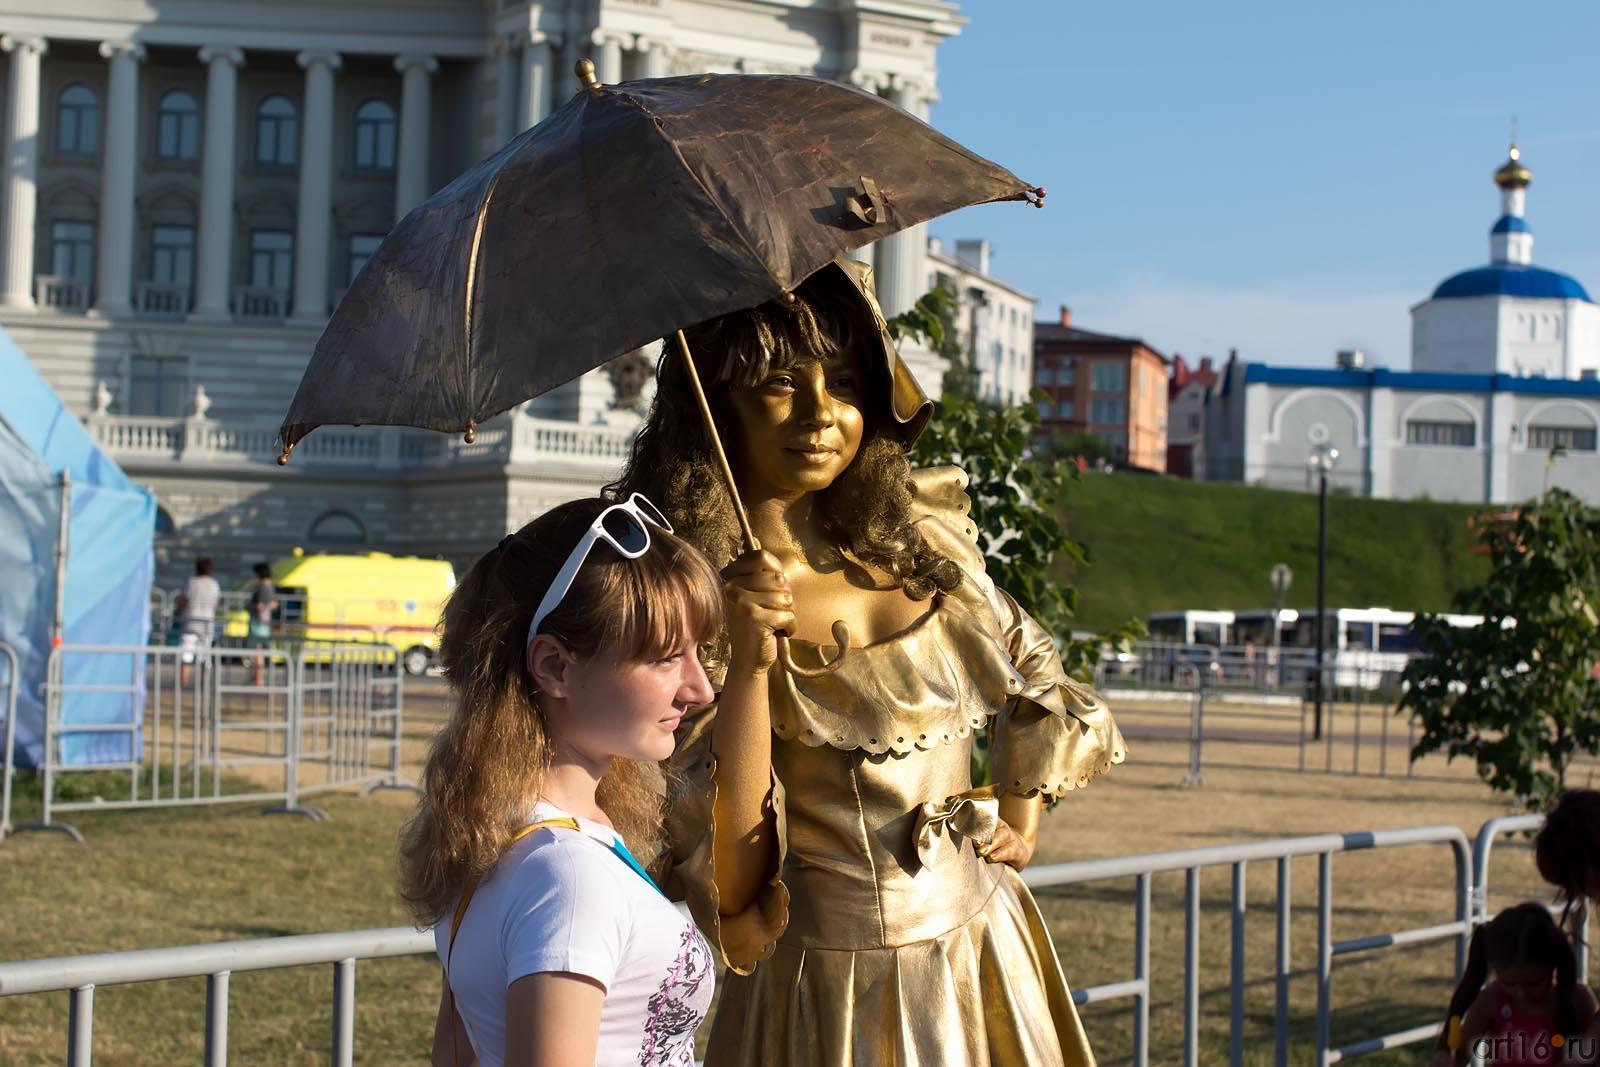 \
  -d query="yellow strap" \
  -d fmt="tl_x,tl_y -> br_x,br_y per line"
442,817 -> 582,1067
